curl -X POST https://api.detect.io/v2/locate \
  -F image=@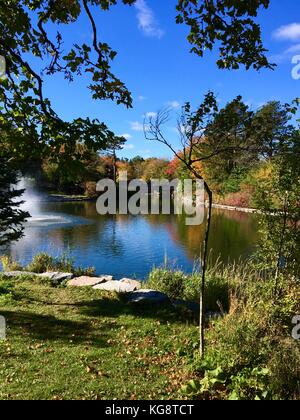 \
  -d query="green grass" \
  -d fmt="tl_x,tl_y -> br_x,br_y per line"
0,275 -> 197,400
1,253 -> 96,278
